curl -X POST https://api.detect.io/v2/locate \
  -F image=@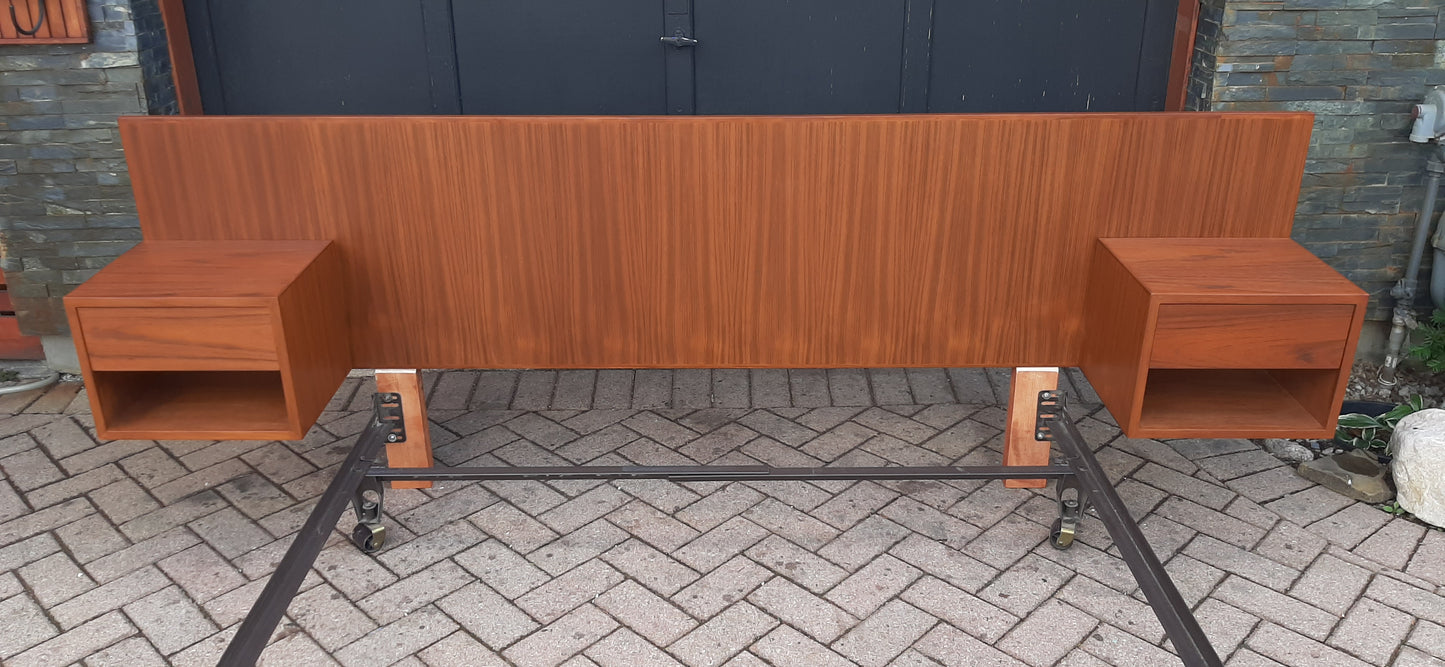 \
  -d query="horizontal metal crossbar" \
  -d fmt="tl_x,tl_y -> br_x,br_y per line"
367,464 -> 1075,483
